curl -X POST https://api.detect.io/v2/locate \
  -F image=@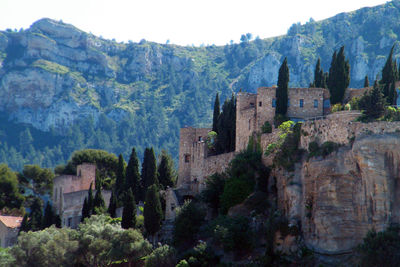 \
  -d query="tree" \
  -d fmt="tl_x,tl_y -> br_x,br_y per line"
22,165 -> 54,196
125,147 -> 141,199
380,44 -> 398,105
276,57 -> 289,116
215,95 -> 236,154
212,93 -> 220,132
328,46 -> 350,104
201,173 -> 226,214
0,164 -> 24,210
144,184 -> 162,239
107,190 -> 117,218
359,80 -> 386,119
364,75 -> 370,87
28,198 -> 43,231
122,189 -> 137,229
19,214 -> 29,233
81,197 -> 90,222
92,186 -> 106,215
312,58 -> 327,88
145,245 -> 176,267
157,150 -> 176,189
87,183 -> 94,216
141,148 -> 158,199
42,202 -> 55,229
115,154 -> 126,197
